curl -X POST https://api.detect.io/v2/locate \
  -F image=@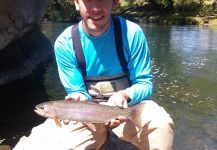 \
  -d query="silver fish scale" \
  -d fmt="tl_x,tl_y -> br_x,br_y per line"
52,101 -> 131,123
